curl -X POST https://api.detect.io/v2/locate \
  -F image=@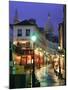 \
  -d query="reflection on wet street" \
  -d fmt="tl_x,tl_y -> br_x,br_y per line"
35,64 -> 65,87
